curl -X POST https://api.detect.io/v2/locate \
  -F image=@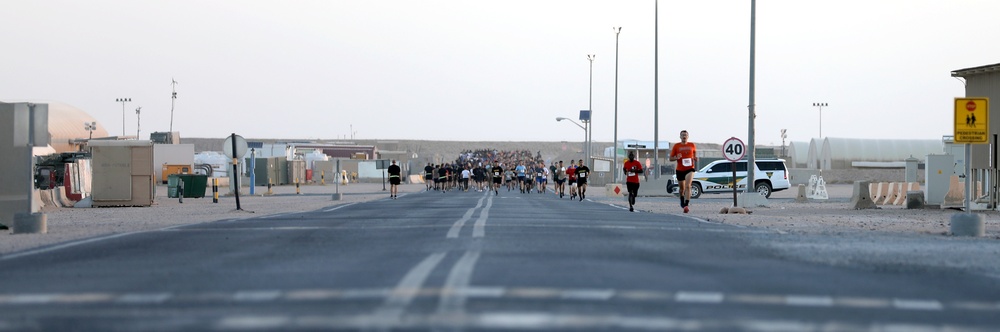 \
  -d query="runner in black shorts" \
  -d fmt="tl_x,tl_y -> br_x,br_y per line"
575,159 -> 590,201
424,163 -> 434,190
490,161 -> 504,196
